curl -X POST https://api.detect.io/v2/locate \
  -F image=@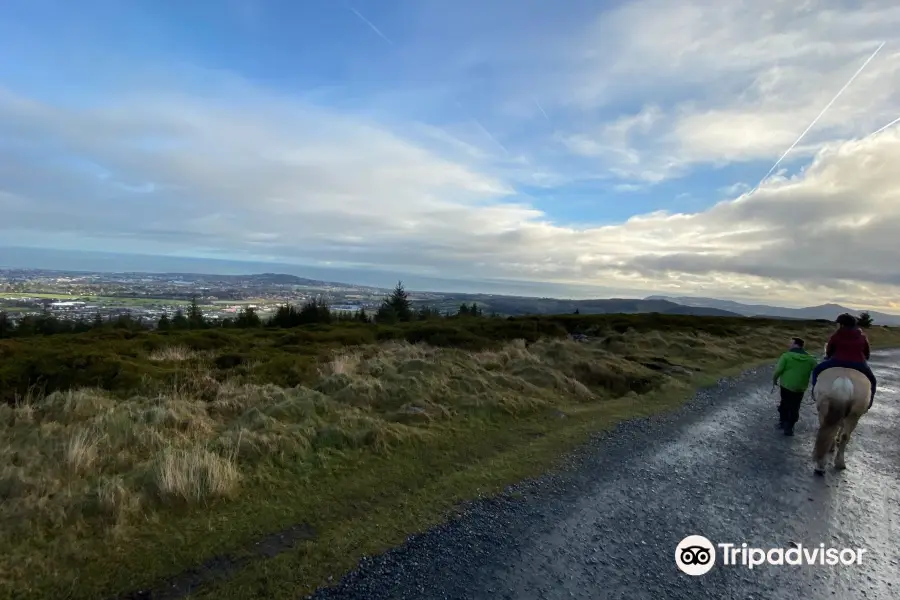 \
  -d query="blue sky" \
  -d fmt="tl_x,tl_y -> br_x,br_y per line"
2,0 -> 900,308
